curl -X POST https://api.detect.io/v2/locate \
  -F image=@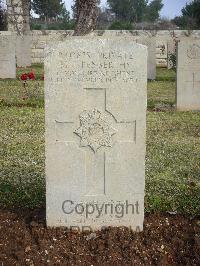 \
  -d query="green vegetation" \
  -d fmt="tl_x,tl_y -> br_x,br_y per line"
0,65 -> 199,216
148,68 -> 176,109
0,107 -> 45,208
173,0 -> 200,29
146,112 -> 200,216
32,0 -> 65,21
0,64 -> 44,108
108,21 -> 134,30
107,0 -> 163,23
31,0 -> 74,30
